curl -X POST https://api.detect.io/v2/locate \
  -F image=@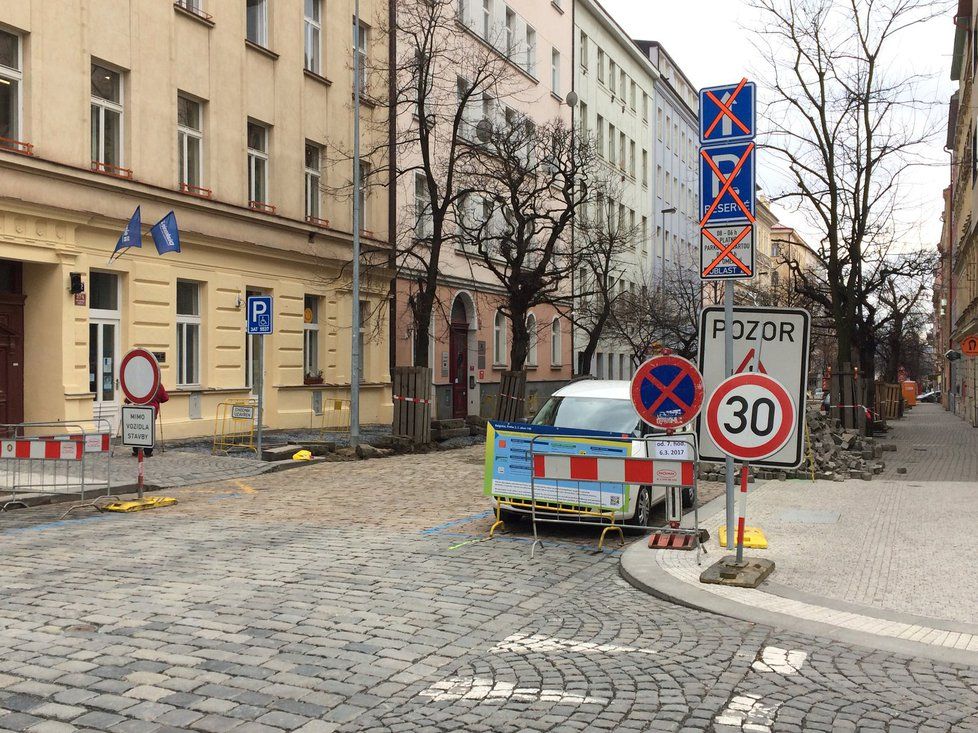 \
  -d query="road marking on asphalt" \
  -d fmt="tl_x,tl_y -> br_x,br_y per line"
751,646 -> 808,675
420,676 -> 607,705
233,479 -> 257,494
714,692 -> 781,731
490,633 -> 657,656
